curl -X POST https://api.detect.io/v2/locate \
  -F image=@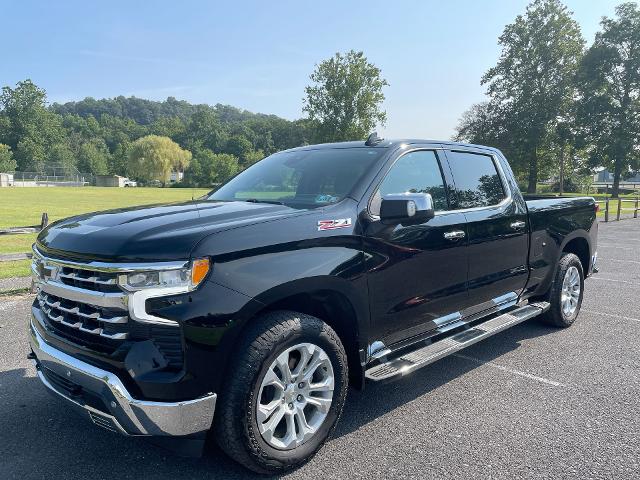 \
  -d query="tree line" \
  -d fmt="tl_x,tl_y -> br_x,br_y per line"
0,83 -> 311,186
0,50 -> 386,187
1,1 -> 638,196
